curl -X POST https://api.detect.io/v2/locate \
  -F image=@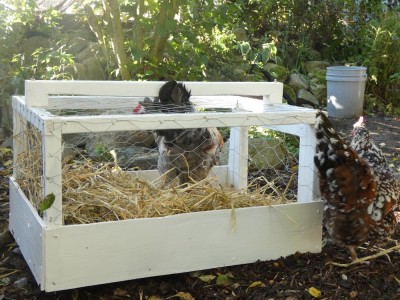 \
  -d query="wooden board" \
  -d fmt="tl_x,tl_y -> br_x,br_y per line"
9,178 -> 44,285
25,81 -> 283,107
43,201 -> 322,291
9,177 -> 322,291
